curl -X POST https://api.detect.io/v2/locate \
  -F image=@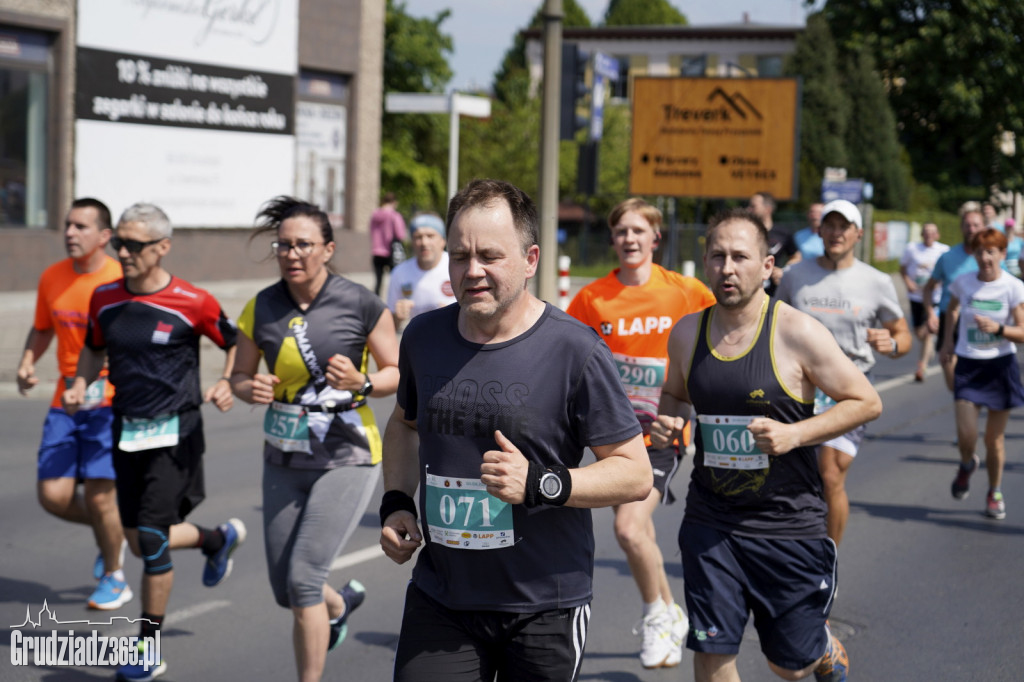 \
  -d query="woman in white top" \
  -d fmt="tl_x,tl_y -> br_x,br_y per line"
940,228 -> 1024,520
